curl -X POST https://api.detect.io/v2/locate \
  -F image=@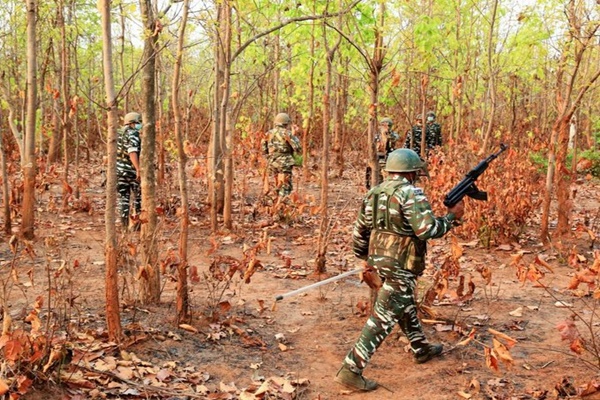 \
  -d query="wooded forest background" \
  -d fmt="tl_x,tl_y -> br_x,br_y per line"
0,0 -> 599,341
